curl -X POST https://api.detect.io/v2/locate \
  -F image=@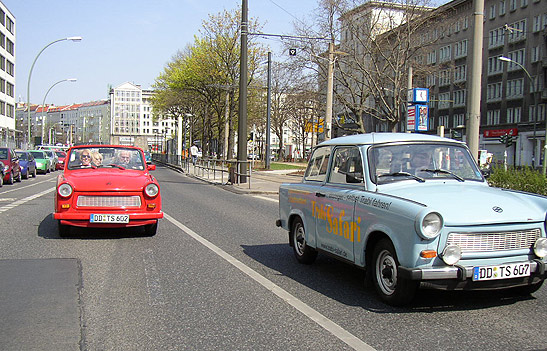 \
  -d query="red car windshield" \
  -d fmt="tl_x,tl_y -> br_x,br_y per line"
67,147 -> 145,170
